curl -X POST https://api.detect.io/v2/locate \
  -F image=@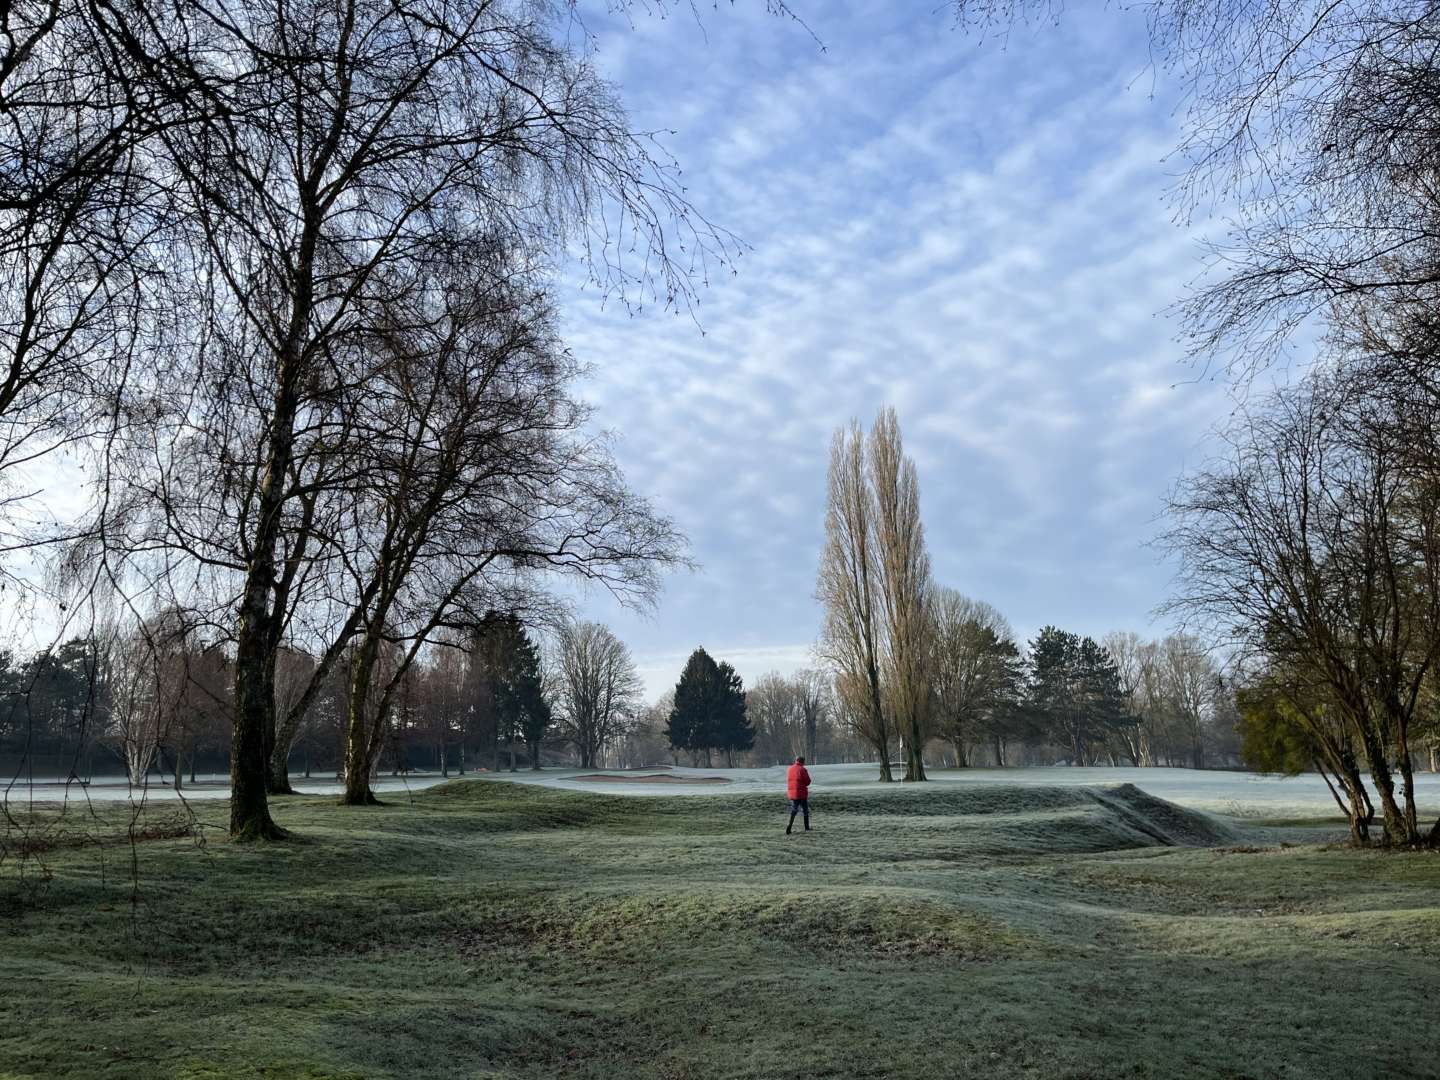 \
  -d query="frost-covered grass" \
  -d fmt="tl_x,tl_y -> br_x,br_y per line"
2,779 -> 1438,1079
20,761 -> 1440,824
